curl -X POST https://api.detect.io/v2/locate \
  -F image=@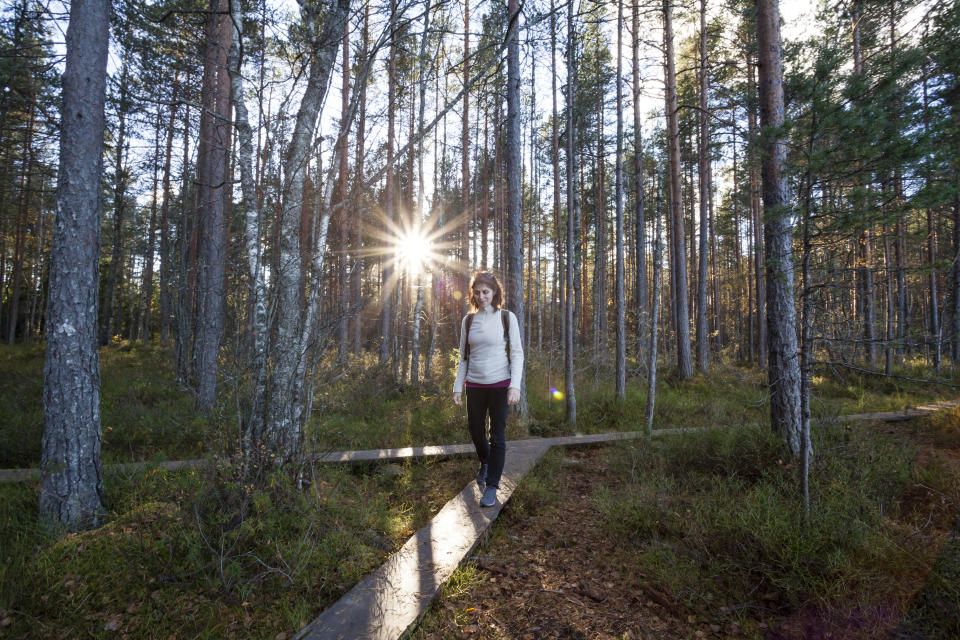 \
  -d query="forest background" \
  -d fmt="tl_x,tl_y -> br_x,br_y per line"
0,0 -> 959,635
3,0 -> 960,520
